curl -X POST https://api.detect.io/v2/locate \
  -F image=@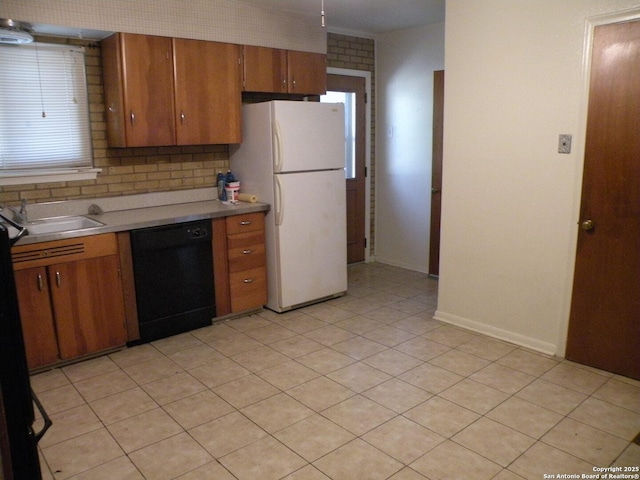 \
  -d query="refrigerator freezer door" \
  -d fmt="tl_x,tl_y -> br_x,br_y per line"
270,169 -> 347,310
272,101 -> 345,173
